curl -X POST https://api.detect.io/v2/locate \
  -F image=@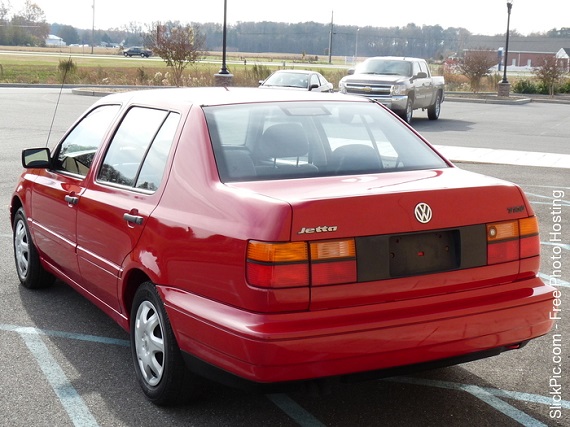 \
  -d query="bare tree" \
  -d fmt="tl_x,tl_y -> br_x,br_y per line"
457,49 -> 497,93
0,1 -> 10,21
534,55 -> 567,97
146,22 -> 205,87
